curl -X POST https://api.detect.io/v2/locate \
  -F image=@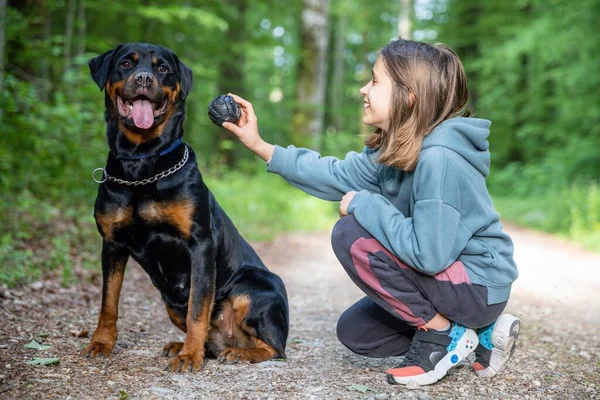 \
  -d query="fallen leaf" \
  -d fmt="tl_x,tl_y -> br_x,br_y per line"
24,340 -> 52,350
69,330 -> 89,338
347,384 -> 374,393
25,357 -> 60,366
